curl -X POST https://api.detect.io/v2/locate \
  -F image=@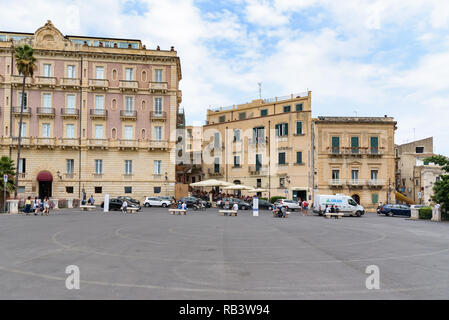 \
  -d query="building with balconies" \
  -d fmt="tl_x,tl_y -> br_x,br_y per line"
0,21 -> 182,201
